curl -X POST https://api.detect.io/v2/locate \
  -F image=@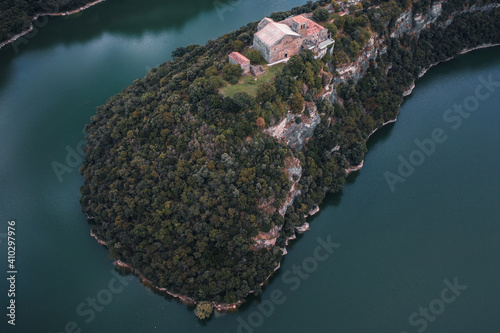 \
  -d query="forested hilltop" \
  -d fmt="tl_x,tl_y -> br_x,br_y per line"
80,0 -> 500,318
0,0 -> 96,44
